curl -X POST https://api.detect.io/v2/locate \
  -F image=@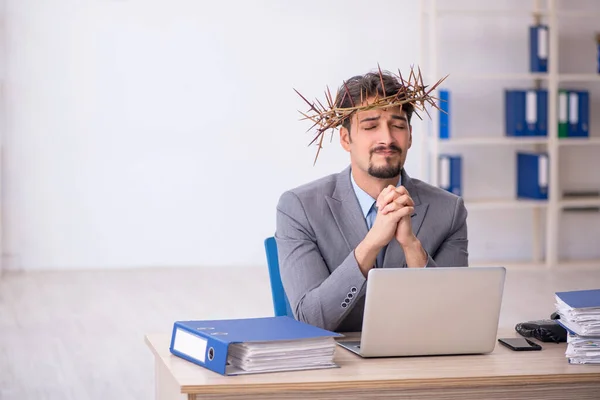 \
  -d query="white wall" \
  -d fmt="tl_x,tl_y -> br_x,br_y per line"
4,0 -> 600,270
3,0 -> 423,269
